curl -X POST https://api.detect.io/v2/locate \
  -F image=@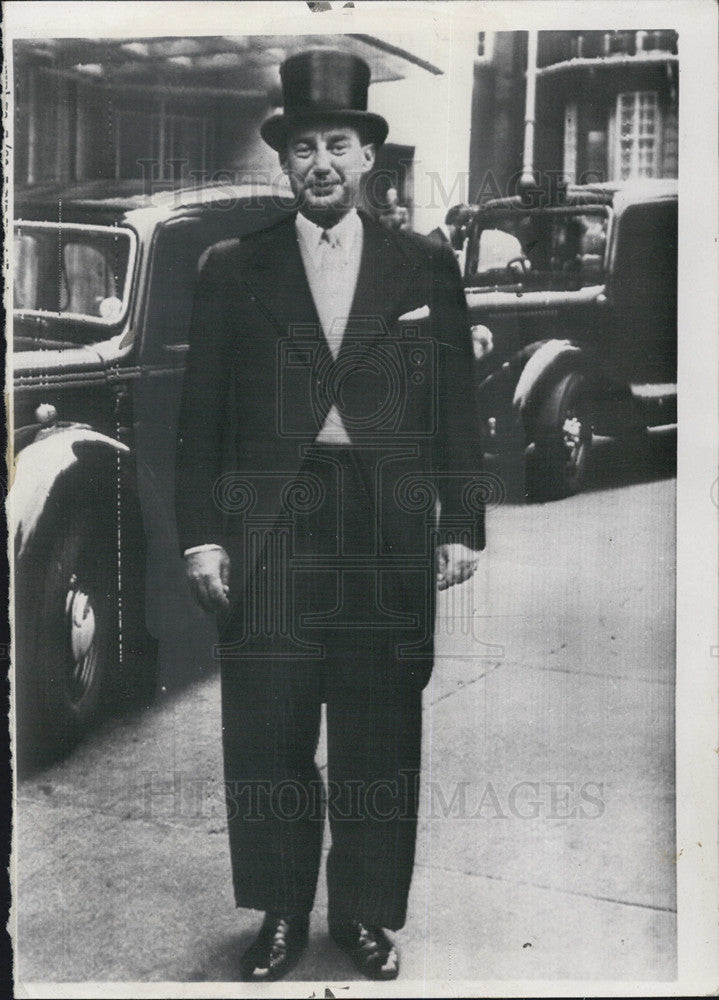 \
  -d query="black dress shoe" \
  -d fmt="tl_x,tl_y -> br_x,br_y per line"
329,920 -> 399,980
240,912 -> 309,981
